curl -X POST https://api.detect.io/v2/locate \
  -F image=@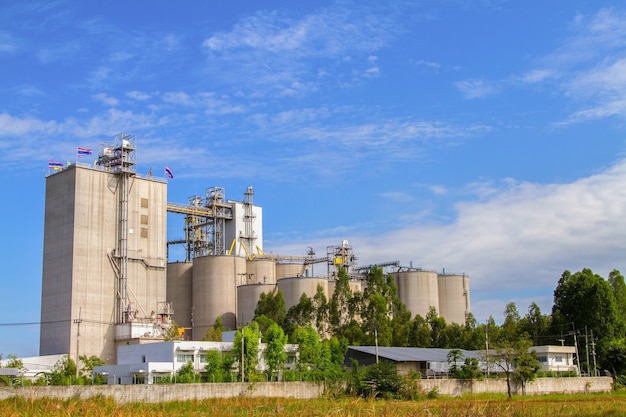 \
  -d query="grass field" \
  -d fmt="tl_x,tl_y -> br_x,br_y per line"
2,393 -> 626,416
